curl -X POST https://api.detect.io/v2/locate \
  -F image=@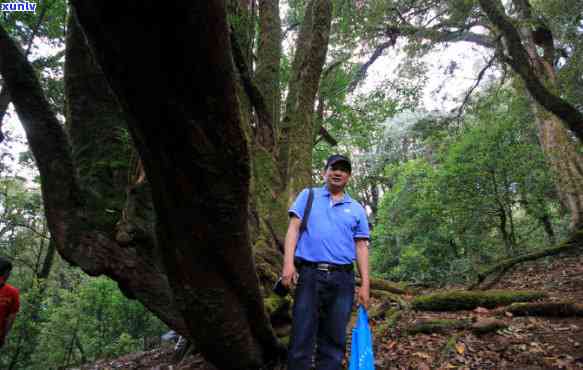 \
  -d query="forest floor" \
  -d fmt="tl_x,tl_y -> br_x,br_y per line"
73,252 -> 583,370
